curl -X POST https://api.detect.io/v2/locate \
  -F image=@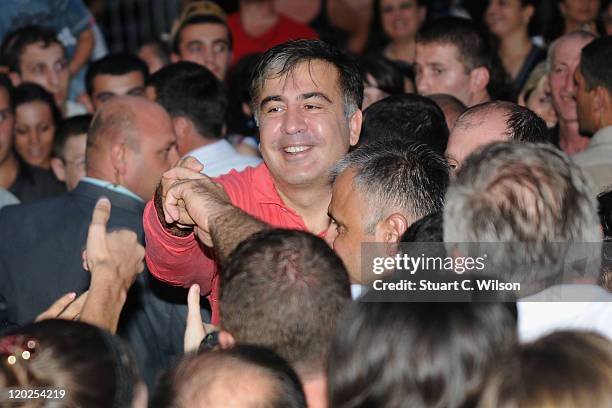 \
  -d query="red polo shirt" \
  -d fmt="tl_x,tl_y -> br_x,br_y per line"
143,163 -> 319,323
